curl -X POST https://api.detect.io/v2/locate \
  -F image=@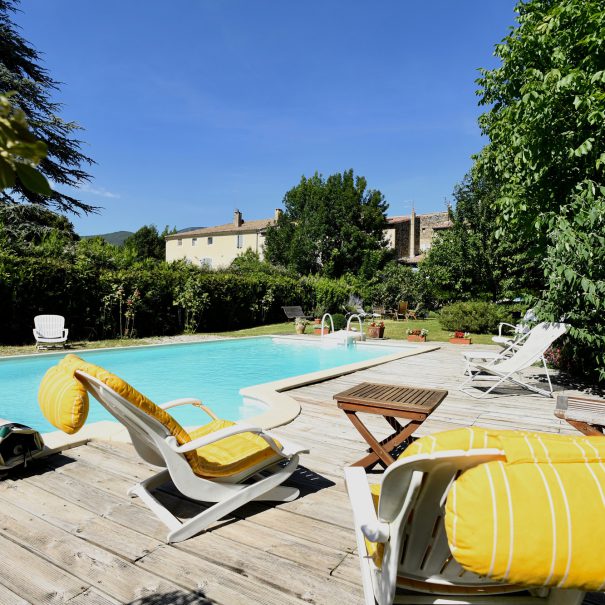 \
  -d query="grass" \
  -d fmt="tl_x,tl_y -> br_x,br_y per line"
0,318 -> 495,357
